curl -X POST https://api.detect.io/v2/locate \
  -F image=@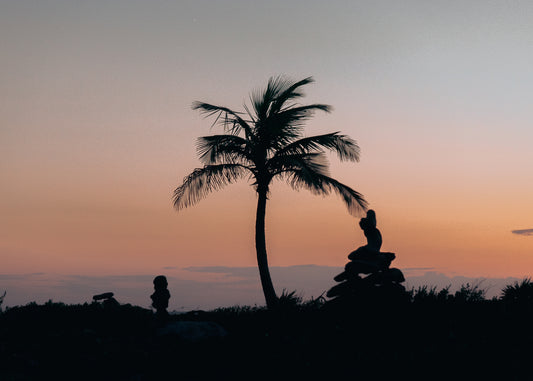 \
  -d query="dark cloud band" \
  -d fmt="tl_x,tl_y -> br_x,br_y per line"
512,229 -> 533,236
